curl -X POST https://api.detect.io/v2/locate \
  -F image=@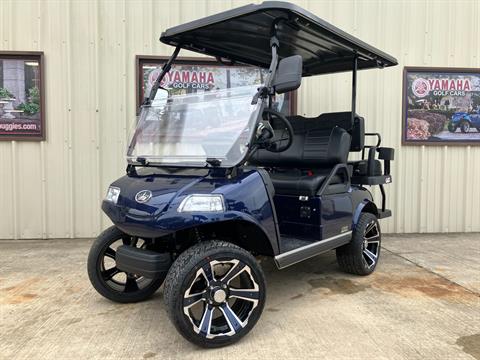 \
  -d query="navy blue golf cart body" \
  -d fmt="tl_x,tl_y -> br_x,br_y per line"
88,1 -> 397,348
